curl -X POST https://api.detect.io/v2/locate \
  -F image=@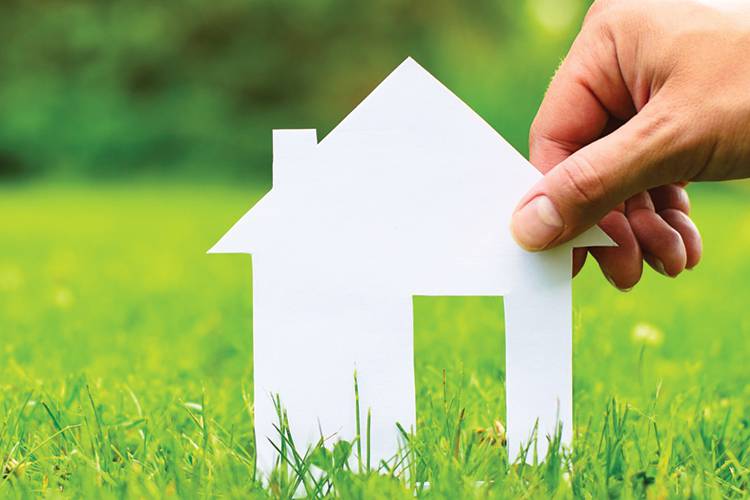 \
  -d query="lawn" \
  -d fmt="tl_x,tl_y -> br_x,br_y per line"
1,182 -> 749,498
